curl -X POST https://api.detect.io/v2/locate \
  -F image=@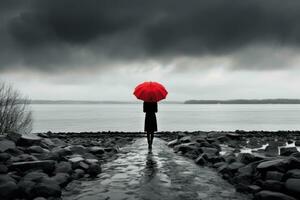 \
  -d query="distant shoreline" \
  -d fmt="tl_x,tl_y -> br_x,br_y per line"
29,99 -> 300,104
184,99 -> 300,104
